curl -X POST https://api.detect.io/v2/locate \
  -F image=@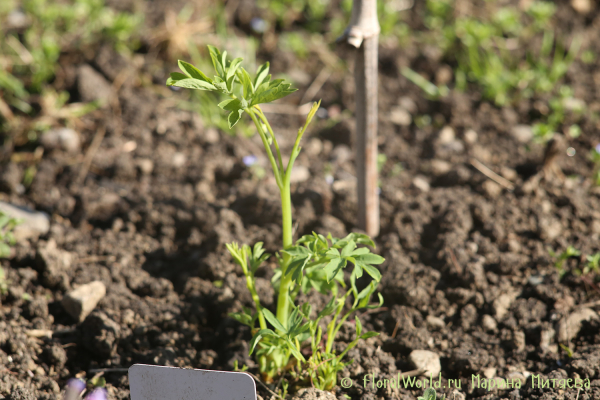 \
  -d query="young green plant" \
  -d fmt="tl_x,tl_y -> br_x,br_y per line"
167,46 -> 384,390
0,210 -> 20,296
